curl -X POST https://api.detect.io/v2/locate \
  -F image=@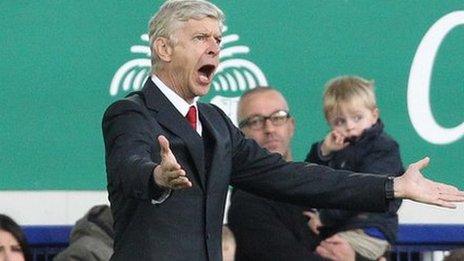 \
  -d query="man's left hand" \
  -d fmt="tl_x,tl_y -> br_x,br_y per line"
394,157 -> 464,208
